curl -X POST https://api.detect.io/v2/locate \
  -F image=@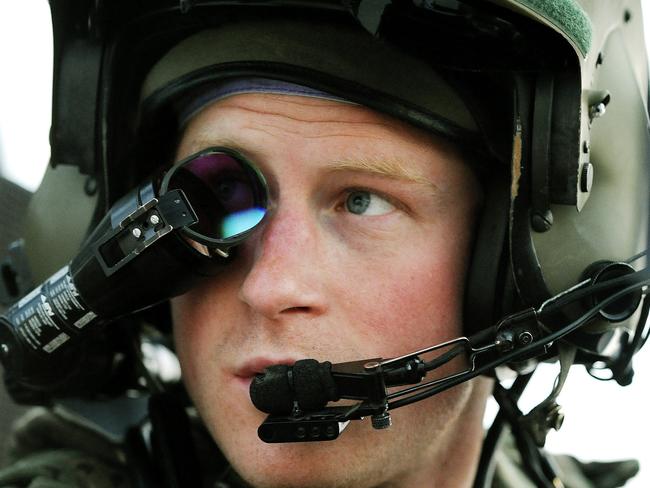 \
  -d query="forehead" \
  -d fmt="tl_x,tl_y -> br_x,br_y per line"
176,93 -> 474,190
